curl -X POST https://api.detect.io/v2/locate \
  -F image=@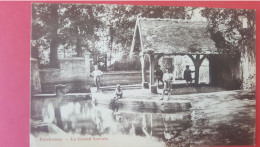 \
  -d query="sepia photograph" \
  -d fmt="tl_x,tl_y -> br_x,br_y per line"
30,3 -> 256,147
